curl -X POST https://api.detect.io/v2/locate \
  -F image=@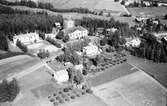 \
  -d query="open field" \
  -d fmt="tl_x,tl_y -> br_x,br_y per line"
128,7 -> 167,17
127,54 -> 167,88
93,71 -> 167,106
18,66 -> 52,92
127,7 -> 167,25
94,0 -> 128,13
0,55 -> 40,80
87,63 -> 138,87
